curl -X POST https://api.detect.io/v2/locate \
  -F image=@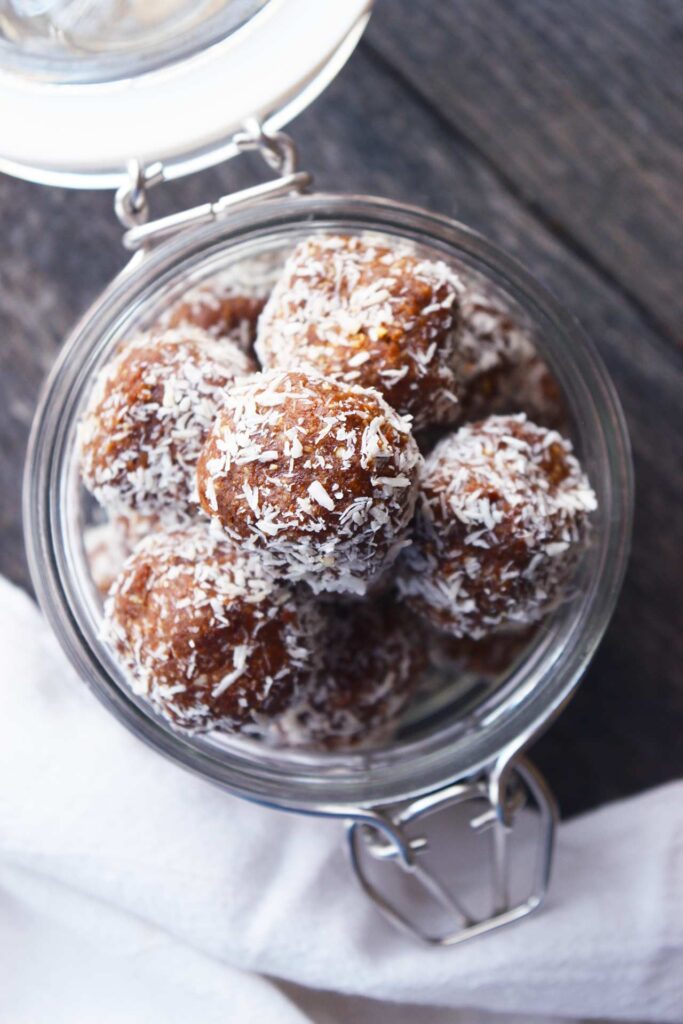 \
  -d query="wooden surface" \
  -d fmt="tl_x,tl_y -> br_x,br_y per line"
0,0 -> 681,815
